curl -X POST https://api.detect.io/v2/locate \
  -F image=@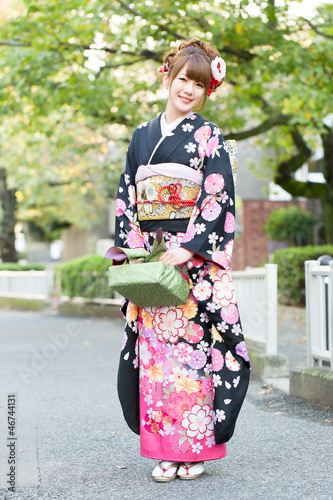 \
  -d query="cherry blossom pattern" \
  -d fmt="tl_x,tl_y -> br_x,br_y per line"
116,198 -> 126,216
225,351 -> 241,371
181,404 -> 214,440
224,212 -> 235,233
221,303 -> 239,324
235,341 -> 249,362
204,174 -> 225,194
139,337 -> 155,368
165,390 -> 197,421
175,376 -> 200,395
211,348 -> 224,371
188,349 -> 207,370
201,196 -> 222,221
173,342 -> 194,364
213,269 -> 236,307
192,280 -> 212,301
153,307 -> 189,343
